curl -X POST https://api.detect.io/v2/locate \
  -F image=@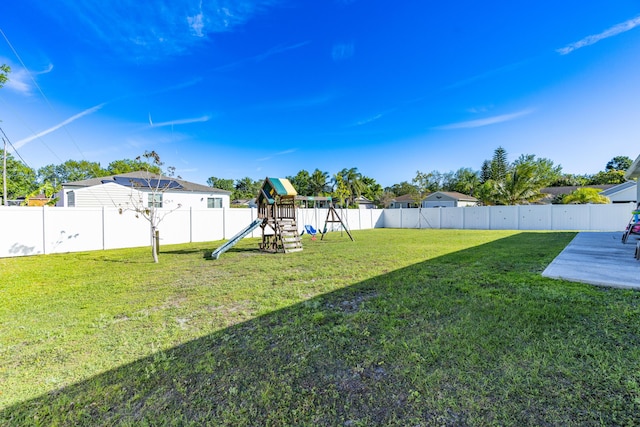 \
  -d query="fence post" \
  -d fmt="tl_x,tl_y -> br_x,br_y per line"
102,206 -> 106,250
223,207 -> 227,239
42,206 -> 47,255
